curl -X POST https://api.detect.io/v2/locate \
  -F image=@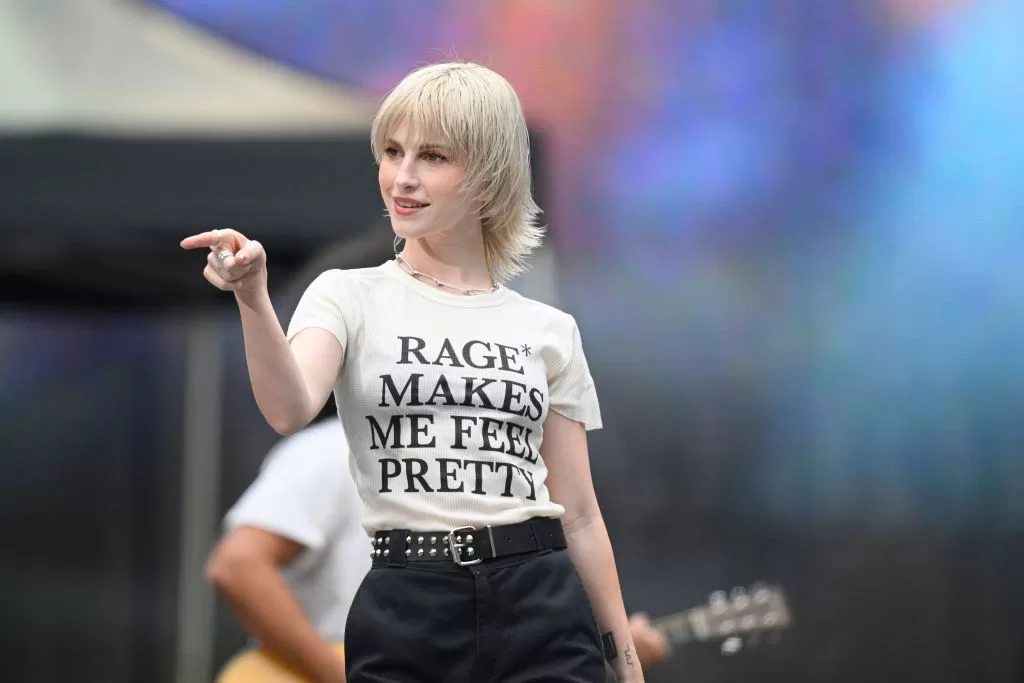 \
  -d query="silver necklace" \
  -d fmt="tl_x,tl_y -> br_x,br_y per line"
394,253 -> 500,296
